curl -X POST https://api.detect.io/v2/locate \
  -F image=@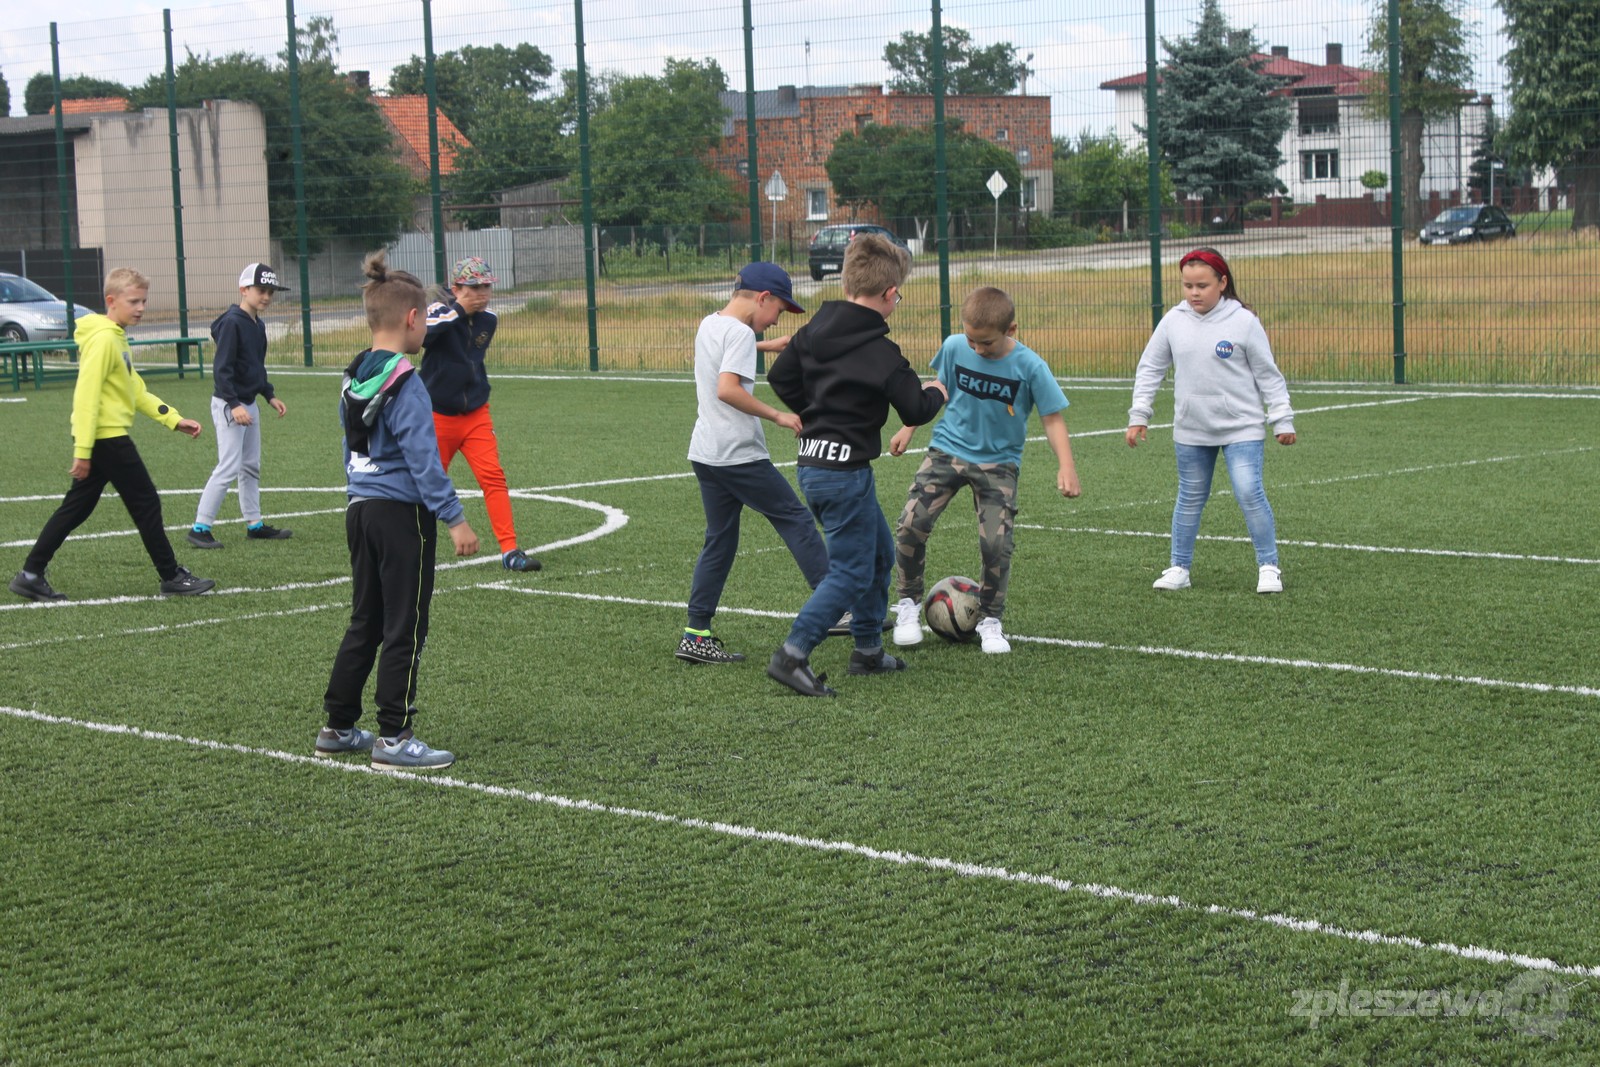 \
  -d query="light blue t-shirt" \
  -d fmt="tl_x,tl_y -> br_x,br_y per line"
926,336 -> 1068,465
